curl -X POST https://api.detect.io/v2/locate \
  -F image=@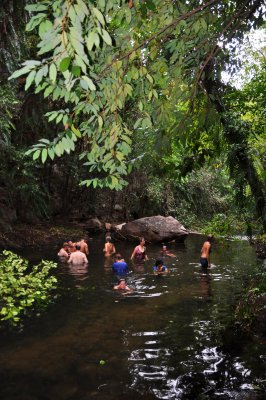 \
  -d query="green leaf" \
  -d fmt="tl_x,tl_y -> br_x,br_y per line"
71,125 -> 82,138
33,150 -> 41,160
102,29 -> 112,46
92,8 -> 105,26
54,144 -> 61,157
25,70 -> 36,90
39,138 -> 50,144
81,76 -> 96,91
94,32 -> 100,48
60,57 -> 71,72
77,0 -> 89,15
86,31 -> 95,51
71,65 -> 81,77
39,20 -> 53,39
48,148 -> 55,160
41,148 -> 48,163
25,4 -> 48,12
9,66 -> 33,80
49,63 -> 57,83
